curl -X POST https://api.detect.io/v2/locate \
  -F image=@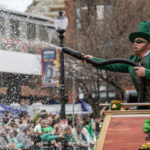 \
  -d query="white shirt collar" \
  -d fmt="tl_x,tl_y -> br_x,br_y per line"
143,50 -> 150,57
